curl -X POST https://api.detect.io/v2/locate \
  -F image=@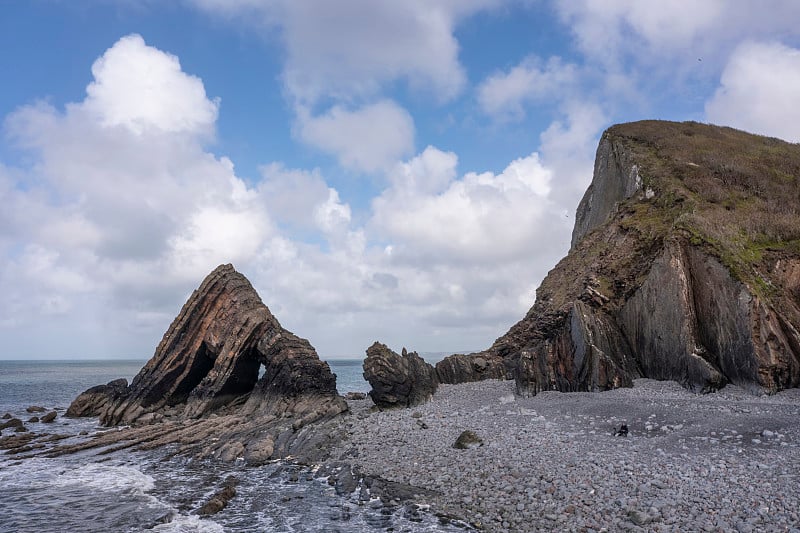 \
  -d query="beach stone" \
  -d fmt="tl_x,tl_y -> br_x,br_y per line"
0,418 -> 24,430
27,416 -> 40,423
345,392 -> 367,400
26,406 -> 46,413
196,478 -> 237,516
1,413 -> 11,419
453,430 -> 483,449
40,411 -> 57,423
